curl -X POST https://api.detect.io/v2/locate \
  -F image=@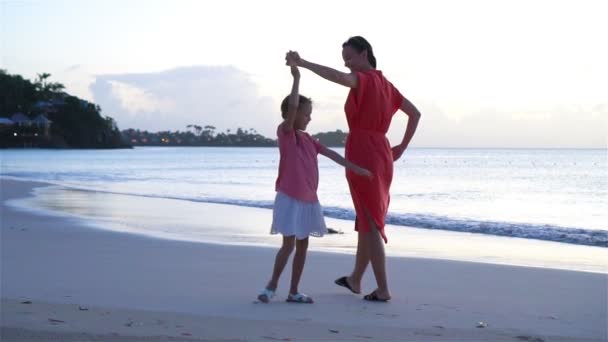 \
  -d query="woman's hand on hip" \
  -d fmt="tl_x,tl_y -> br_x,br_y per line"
391,144 -> 406,161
